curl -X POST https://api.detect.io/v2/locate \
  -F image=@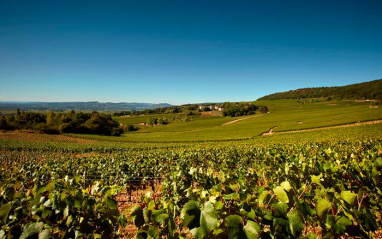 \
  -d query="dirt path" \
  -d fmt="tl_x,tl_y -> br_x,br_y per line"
261,126 -> 278,135
262,119 -> 382,136
221,114 -> 266,126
